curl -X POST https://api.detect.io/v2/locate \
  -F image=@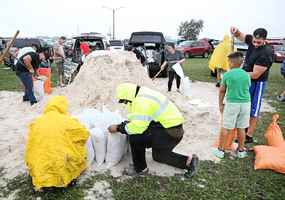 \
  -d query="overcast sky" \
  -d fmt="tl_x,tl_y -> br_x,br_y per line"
1,0 -> 284,40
